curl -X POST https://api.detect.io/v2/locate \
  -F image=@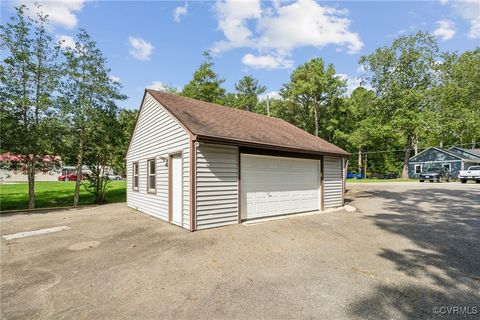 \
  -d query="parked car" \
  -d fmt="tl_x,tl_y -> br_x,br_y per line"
104,174 -> 123,180
419,167 -> 451,182
58,173 -> 78,181
355,172 -> 365,179
458,166 -> 480,183
346,172 -> 364,179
